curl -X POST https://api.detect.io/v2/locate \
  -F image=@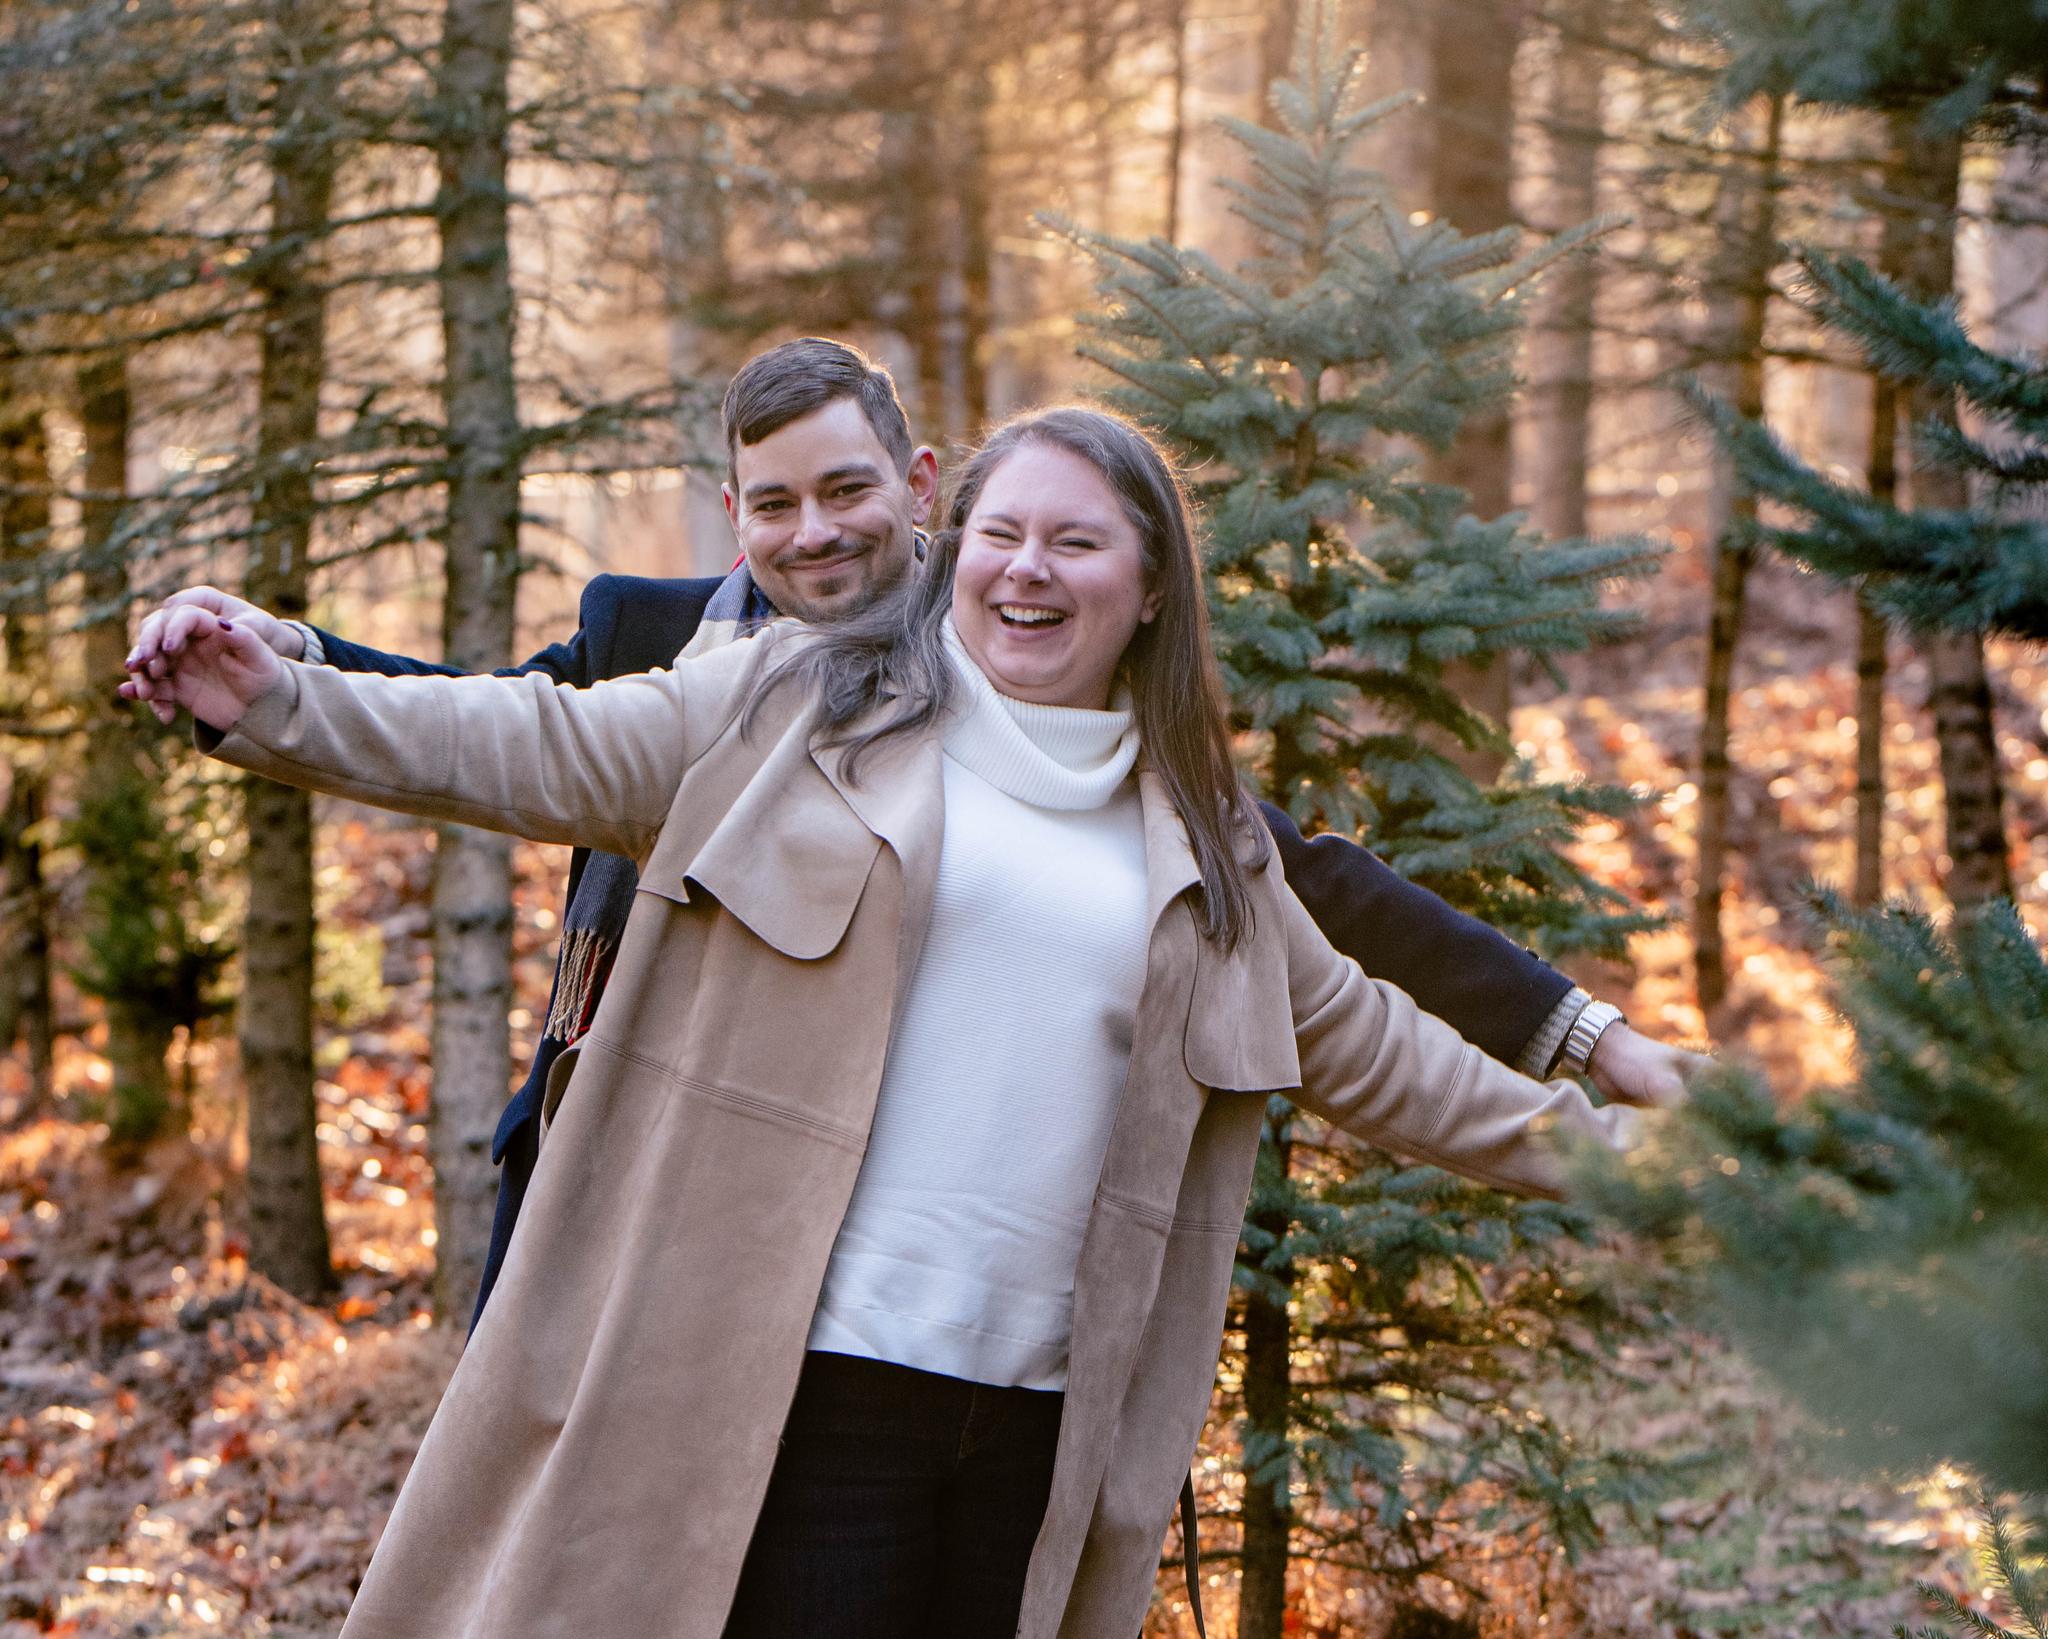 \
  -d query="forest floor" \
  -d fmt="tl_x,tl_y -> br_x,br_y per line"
3,550 -> 2042,1637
